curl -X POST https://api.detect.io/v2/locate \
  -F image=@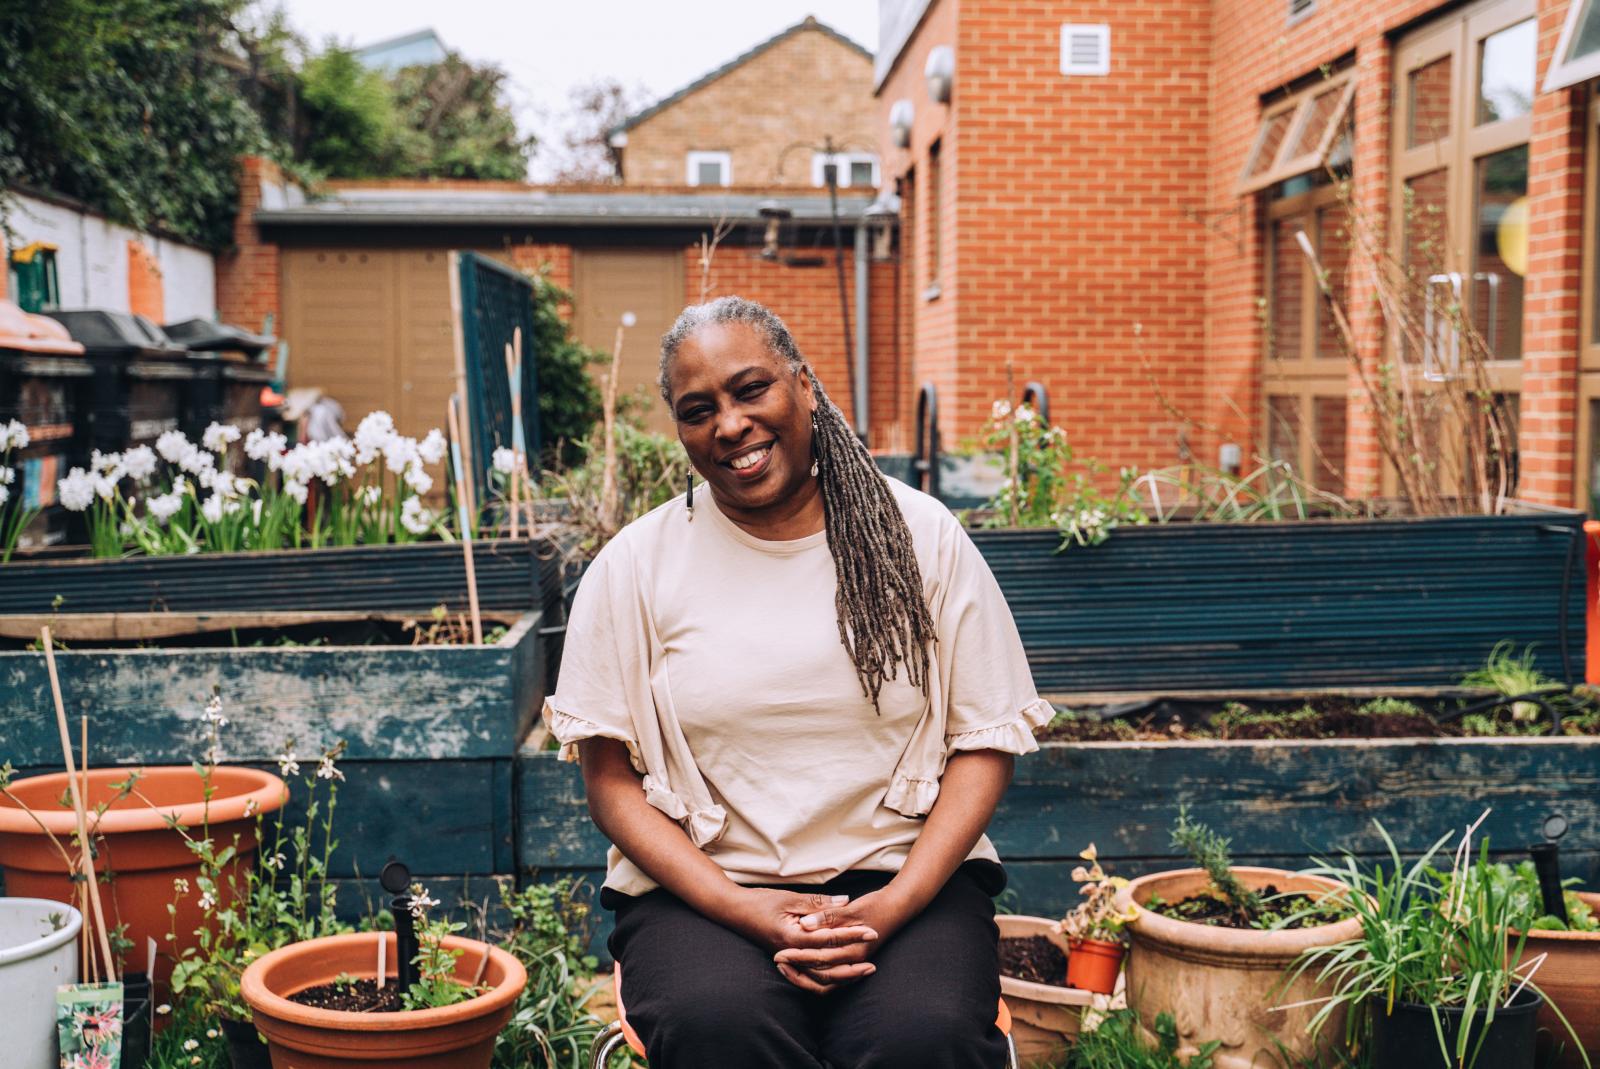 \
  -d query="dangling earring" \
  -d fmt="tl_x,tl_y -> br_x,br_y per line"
810,414 -> 820,478
685,470 -> 694,521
